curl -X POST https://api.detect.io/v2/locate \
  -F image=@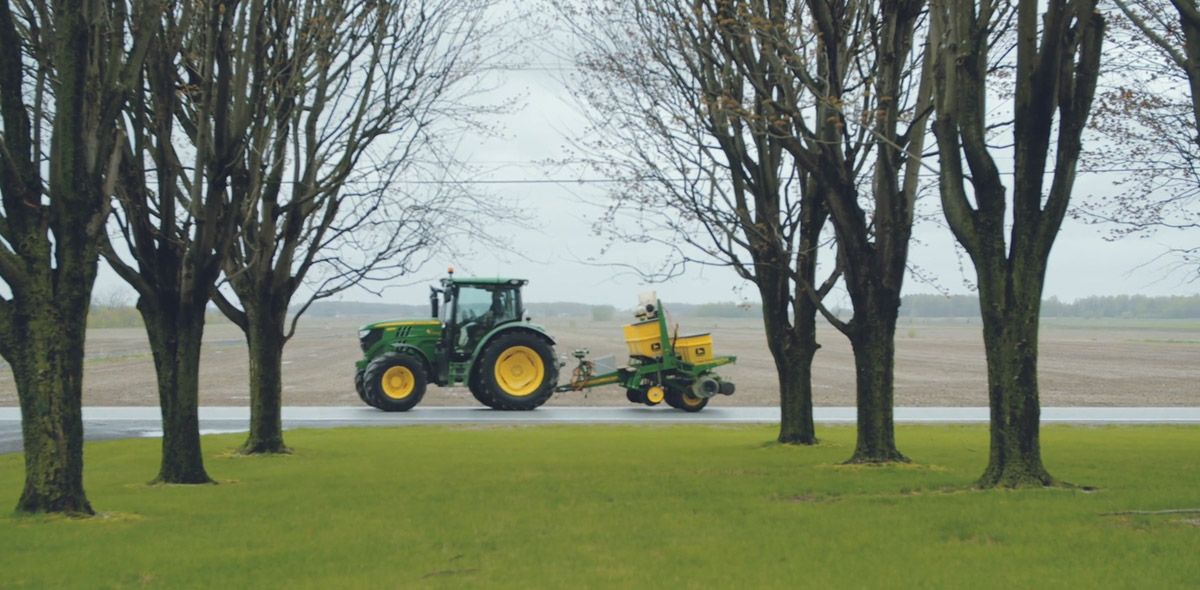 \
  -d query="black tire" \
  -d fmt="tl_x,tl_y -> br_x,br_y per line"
363,352 -> 427,412
663,389 -> 683,409
478,332 -> 557,411
354,369 -> 371,406
665,386 -> 708,413
468,369 -> 499,409
625,389 -> 642,404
